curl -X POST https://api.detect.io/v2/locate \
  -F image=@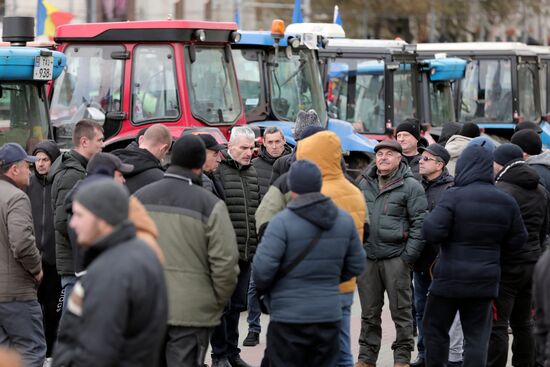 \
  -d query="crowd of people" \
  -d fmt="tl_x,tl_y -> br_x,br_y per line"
1,112 -> 550,367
